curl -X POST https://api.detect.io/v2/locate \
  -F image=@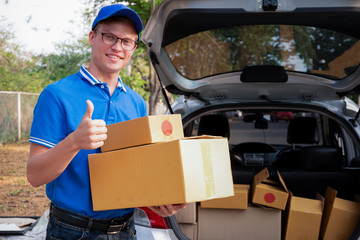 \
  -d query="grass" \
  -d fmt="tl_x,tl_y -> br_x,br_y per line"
0,143 -> 49,216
